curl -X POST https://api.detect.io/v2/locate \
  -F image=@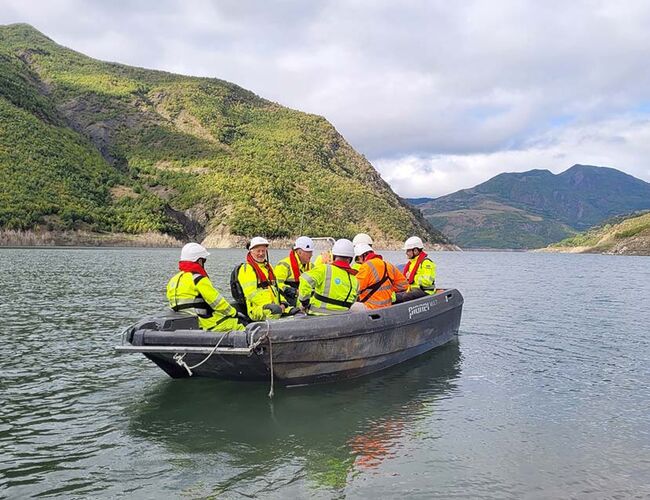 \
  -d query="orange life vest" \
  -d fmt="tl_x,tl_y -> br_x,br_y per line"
356,254 -> 409,309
